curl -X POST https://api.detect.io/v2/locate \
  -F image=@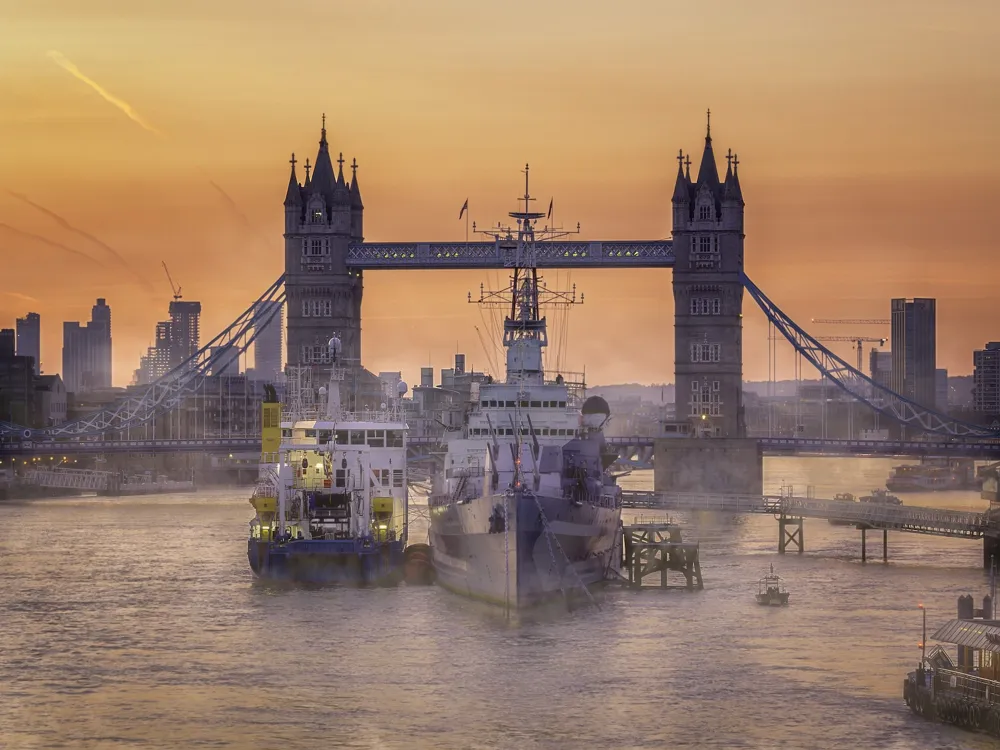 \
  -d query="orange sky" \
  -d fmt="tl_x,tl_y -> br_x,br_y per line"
1,0 -> 998,390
